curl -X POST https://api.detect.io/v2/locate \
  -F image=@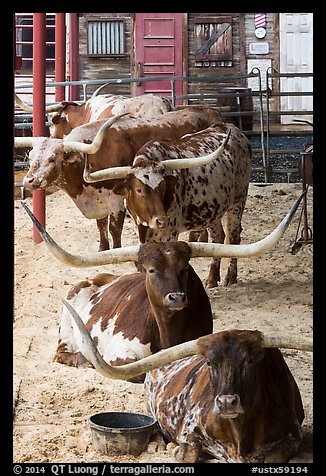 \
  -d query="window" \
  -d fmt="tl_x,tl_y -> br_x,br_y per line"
15,13 -> 55,74
87,19 -> 125,57
194,16 -> 233,67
